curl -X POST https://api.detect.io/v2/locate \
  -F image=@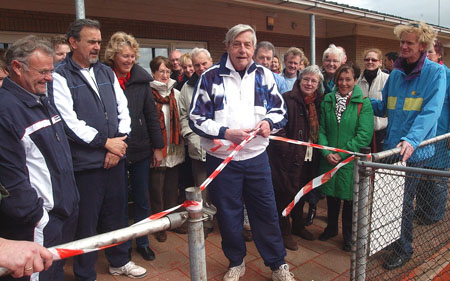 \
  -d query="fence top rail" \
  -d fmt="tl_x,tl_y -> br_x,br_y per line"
371,132 -> 450,162
359,161 -> 450,177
